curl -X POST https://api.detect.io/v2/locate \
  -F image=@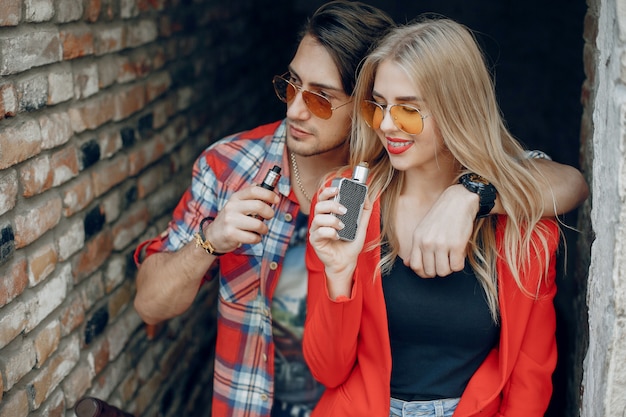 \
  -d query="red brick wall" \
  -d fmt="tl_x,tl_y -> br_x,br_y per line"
0,0 -> 294,415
